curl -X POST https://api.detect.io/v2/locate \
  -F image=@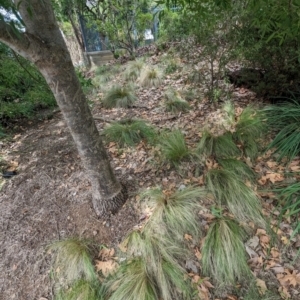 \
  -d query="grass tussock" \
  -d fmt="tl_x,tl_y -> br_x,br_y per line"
202,218 -> 251,284
140,67 -> 163,87
124,59 -> 145,81
218,158 -> 256,183
164,89 -> 190,113
197,130 -> 240,158
206,168 -> 264,226
102,85 -> 137,108
160,130 -> 190,165
107,256 -> 191,300
142,186 -> 206,241
55,280 -> 104,300
49,238 -> 97,284
234,106 -> 265,159
103,119 -> 156,147
222,100 -> 235,125
274,182 -> 300,224
264,100 -> 300,161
